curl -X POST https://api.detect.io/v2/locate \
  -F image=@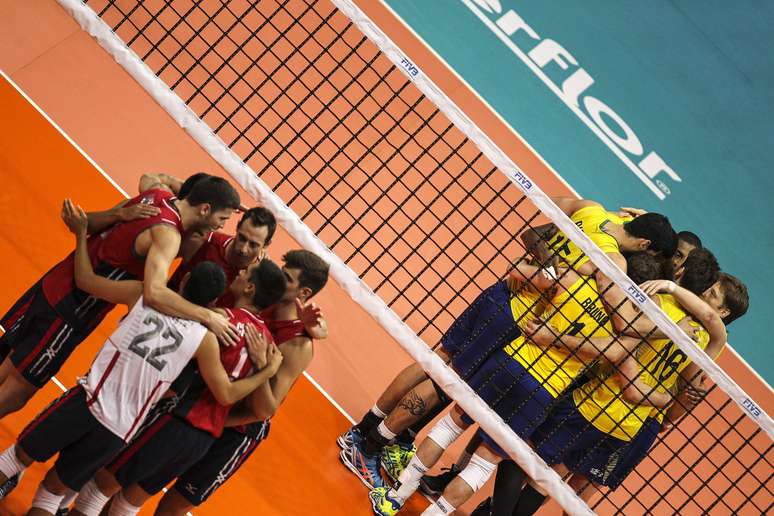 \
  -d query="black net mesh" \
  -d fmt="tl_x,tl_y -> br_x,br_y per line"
82,0 -> 773,513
